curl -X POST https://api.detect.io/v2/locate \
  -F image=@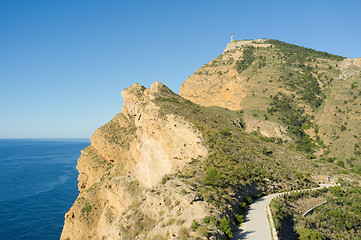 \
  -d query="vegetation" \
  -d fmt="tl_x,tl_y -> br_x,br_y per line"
268,93 -> 315,153
155,88 -> 312,187
264,40 -> 330,108
190,220 -> 199,231
81,203 -> 92,214
219,216 -> 233,238
235,46 -> 255,73
270,184 -> 361,240
153,85 -> 314,238
99,113 -> 136,147
267,39 -> 345,61
71,39 -> 361,239
84,146 -> 109,166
